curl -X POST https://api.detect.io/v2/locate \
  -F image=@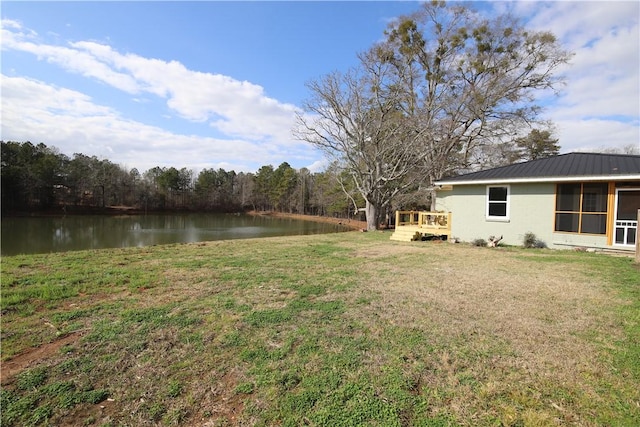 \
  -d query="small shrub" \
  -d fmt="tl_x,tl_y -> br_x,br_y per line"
472,238 -> 487,247
523,232 -> 537,248
523,232 -> 546,249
